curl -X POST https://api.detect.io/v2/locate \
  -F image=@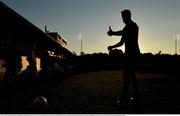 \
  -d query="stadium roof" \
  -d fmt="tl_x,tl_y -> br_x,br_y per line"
0,1 -> 74,57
